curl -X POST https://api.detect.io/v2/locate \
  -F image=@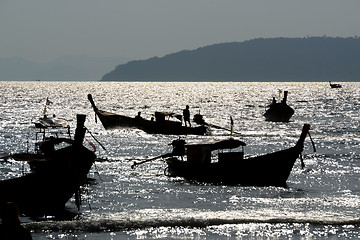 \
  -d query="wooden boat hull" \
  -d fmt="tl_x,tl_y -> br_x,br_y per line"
264,91 -> 294,122
88,94 -> 208,135
95,108 -> 138,129
264,103 -> 294,122
0,137 -> 96,214
166,146 -> 300,187
165,124 -> 311,187
137,120 -> 208,135
329,81 -> 342,88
